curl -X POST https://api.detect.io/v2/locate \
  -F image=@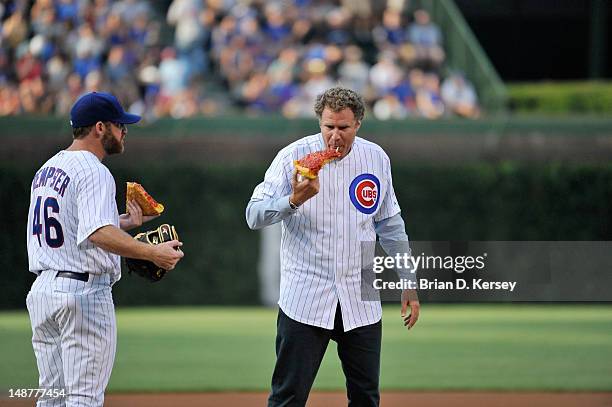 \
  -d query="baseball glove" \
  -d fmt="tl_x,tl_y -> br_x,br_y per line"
125,224 -> 179,282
